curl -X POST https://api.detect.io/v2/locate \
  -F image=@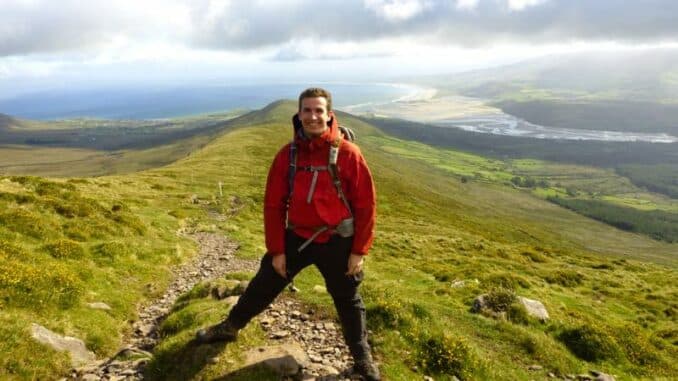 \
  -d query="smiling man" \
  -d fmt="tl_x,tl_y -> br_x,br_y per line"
196,87 -> 379,380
